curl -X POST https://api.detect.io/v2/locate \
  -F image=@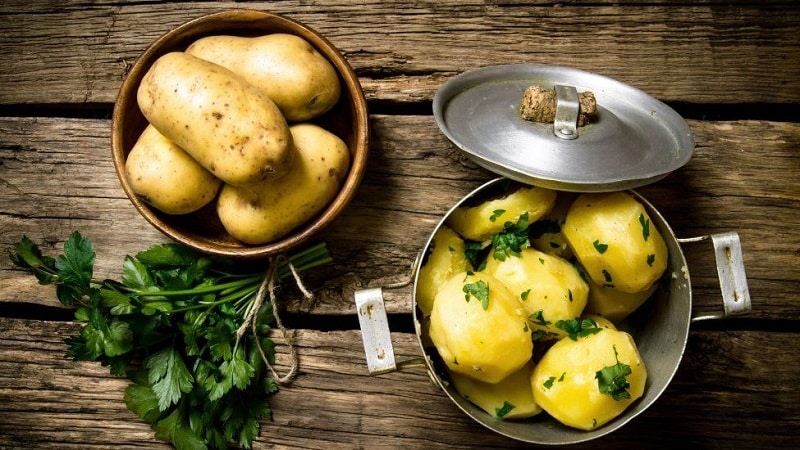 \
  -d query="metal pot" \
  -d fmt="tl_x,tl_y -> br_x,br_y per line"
355,177 -> 750,445
354,64 -> 751,444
